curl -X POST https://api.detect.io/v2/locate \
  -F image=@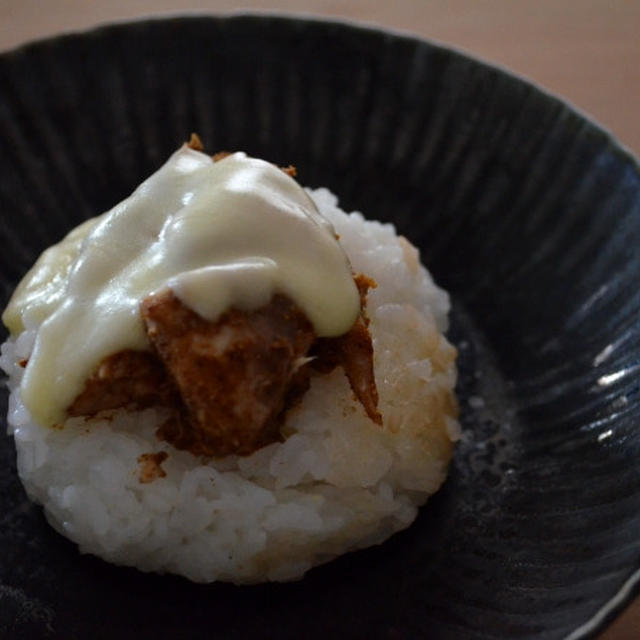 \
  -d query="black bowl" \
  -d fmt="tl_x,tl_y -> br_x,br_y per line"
1,15 -> 639,640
